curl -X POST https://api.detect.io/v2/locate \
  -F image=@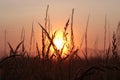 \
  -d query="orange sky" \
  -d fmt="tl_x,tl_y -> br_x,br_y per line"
0,0 -> 120,56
